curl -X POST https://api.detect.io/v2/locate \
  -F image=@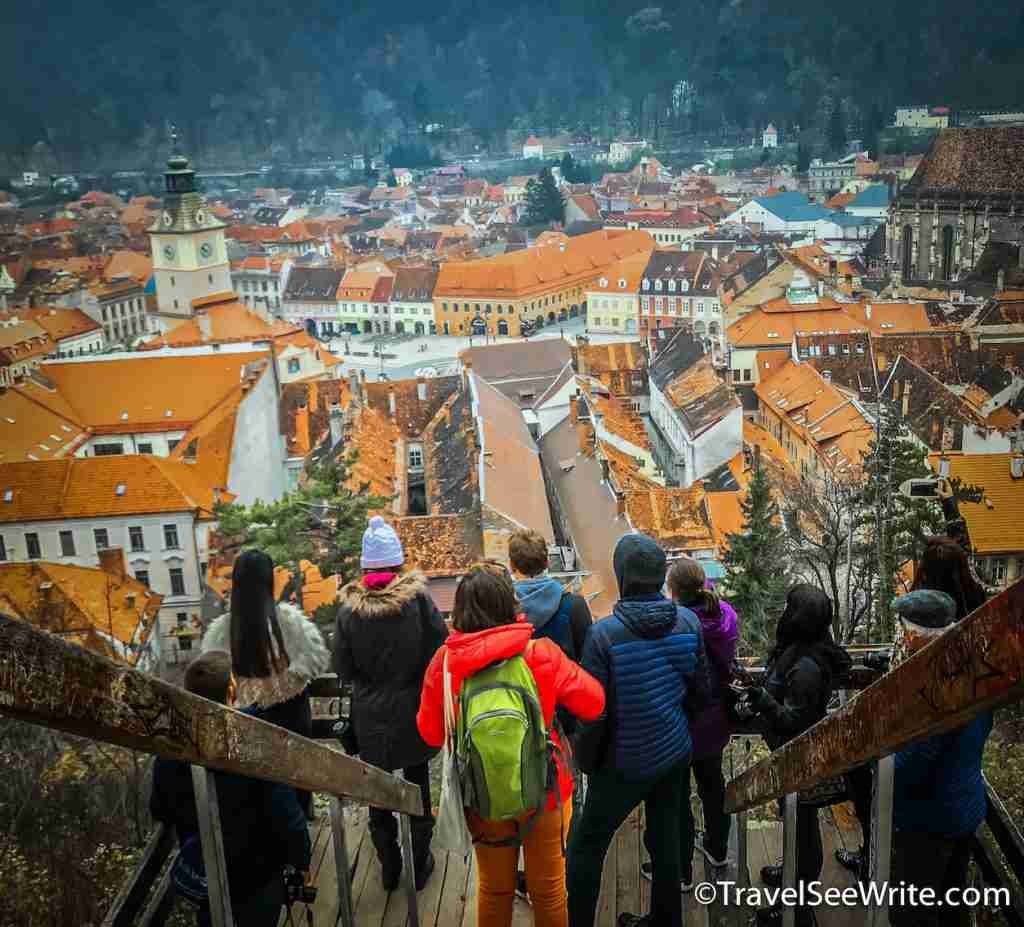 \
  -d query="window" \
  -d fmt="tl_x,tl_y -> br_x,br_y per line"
287,358 -> 301,374
94,528 -> 109,551
988,558 -> 1008,584
169,567 -> 186,597
0,536 -> 5,561
137,442 -> 153,454
654,279 -> 662,291
25,533 -> 41,559
129,526 -> 145,552
743,369 -> 752,382
208,274 -> 214,284
163,524 -> 180,549
170,276 -> 175,286
167,439 -> 180,453
177,612 -> 192,650
642,278 -> 650,290
941,225 -> 955,280
409,446 -> 424,469
94,442 -> 124,456
135,569 -> 149,587
59,530 -> 76,557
